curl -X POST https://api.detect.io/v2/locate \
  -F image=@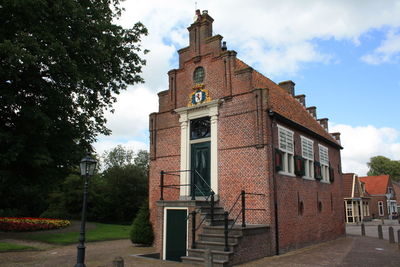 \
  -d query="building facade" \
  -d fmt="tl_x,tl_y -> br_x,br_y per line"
359,175 -> 397,219
149,10 -> 345,265
343,173 -> 371,223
